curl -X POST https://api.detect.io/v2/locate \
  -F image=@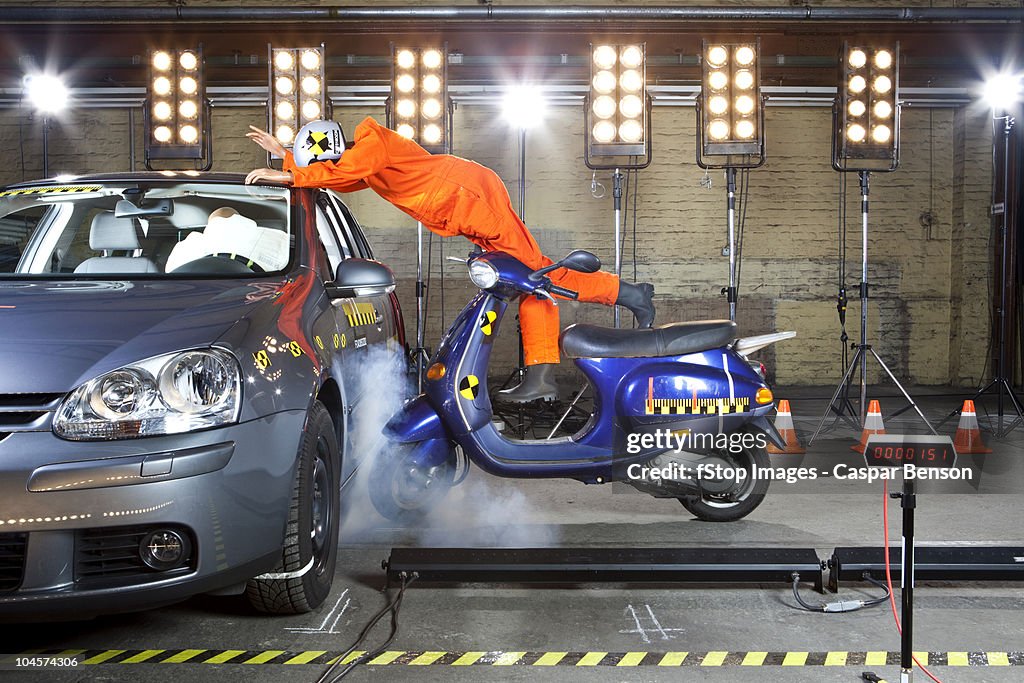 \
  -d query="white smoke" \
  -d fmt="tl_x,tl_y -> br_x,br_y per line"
338,347 -> 560,547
